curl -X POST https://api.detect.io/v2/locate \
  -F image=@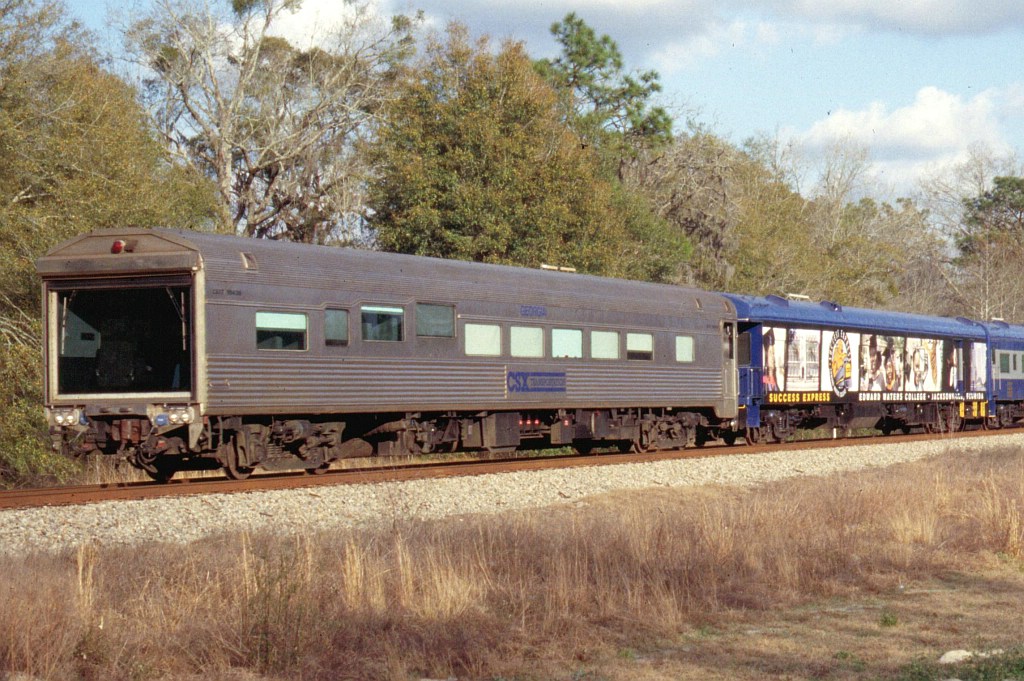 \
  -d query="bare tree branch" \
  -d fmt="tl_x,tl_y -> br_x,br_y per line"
125,0 -> 418,243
